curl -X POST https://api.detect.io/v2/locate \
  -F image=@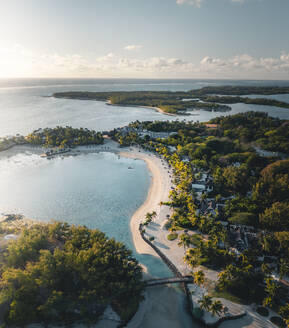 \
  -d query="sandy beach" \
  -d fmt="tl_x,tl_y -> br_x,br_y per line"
119,149 -> 172,255
106,100 -> 177,116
